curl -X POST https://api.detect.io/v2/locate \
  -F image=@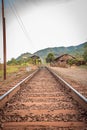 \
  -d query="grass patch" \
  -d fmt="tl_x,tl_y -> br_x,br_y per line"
0,65 -> 21,78
6,65 -> 20,74
0,64 -> 3,79
0,70 -> 3,78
